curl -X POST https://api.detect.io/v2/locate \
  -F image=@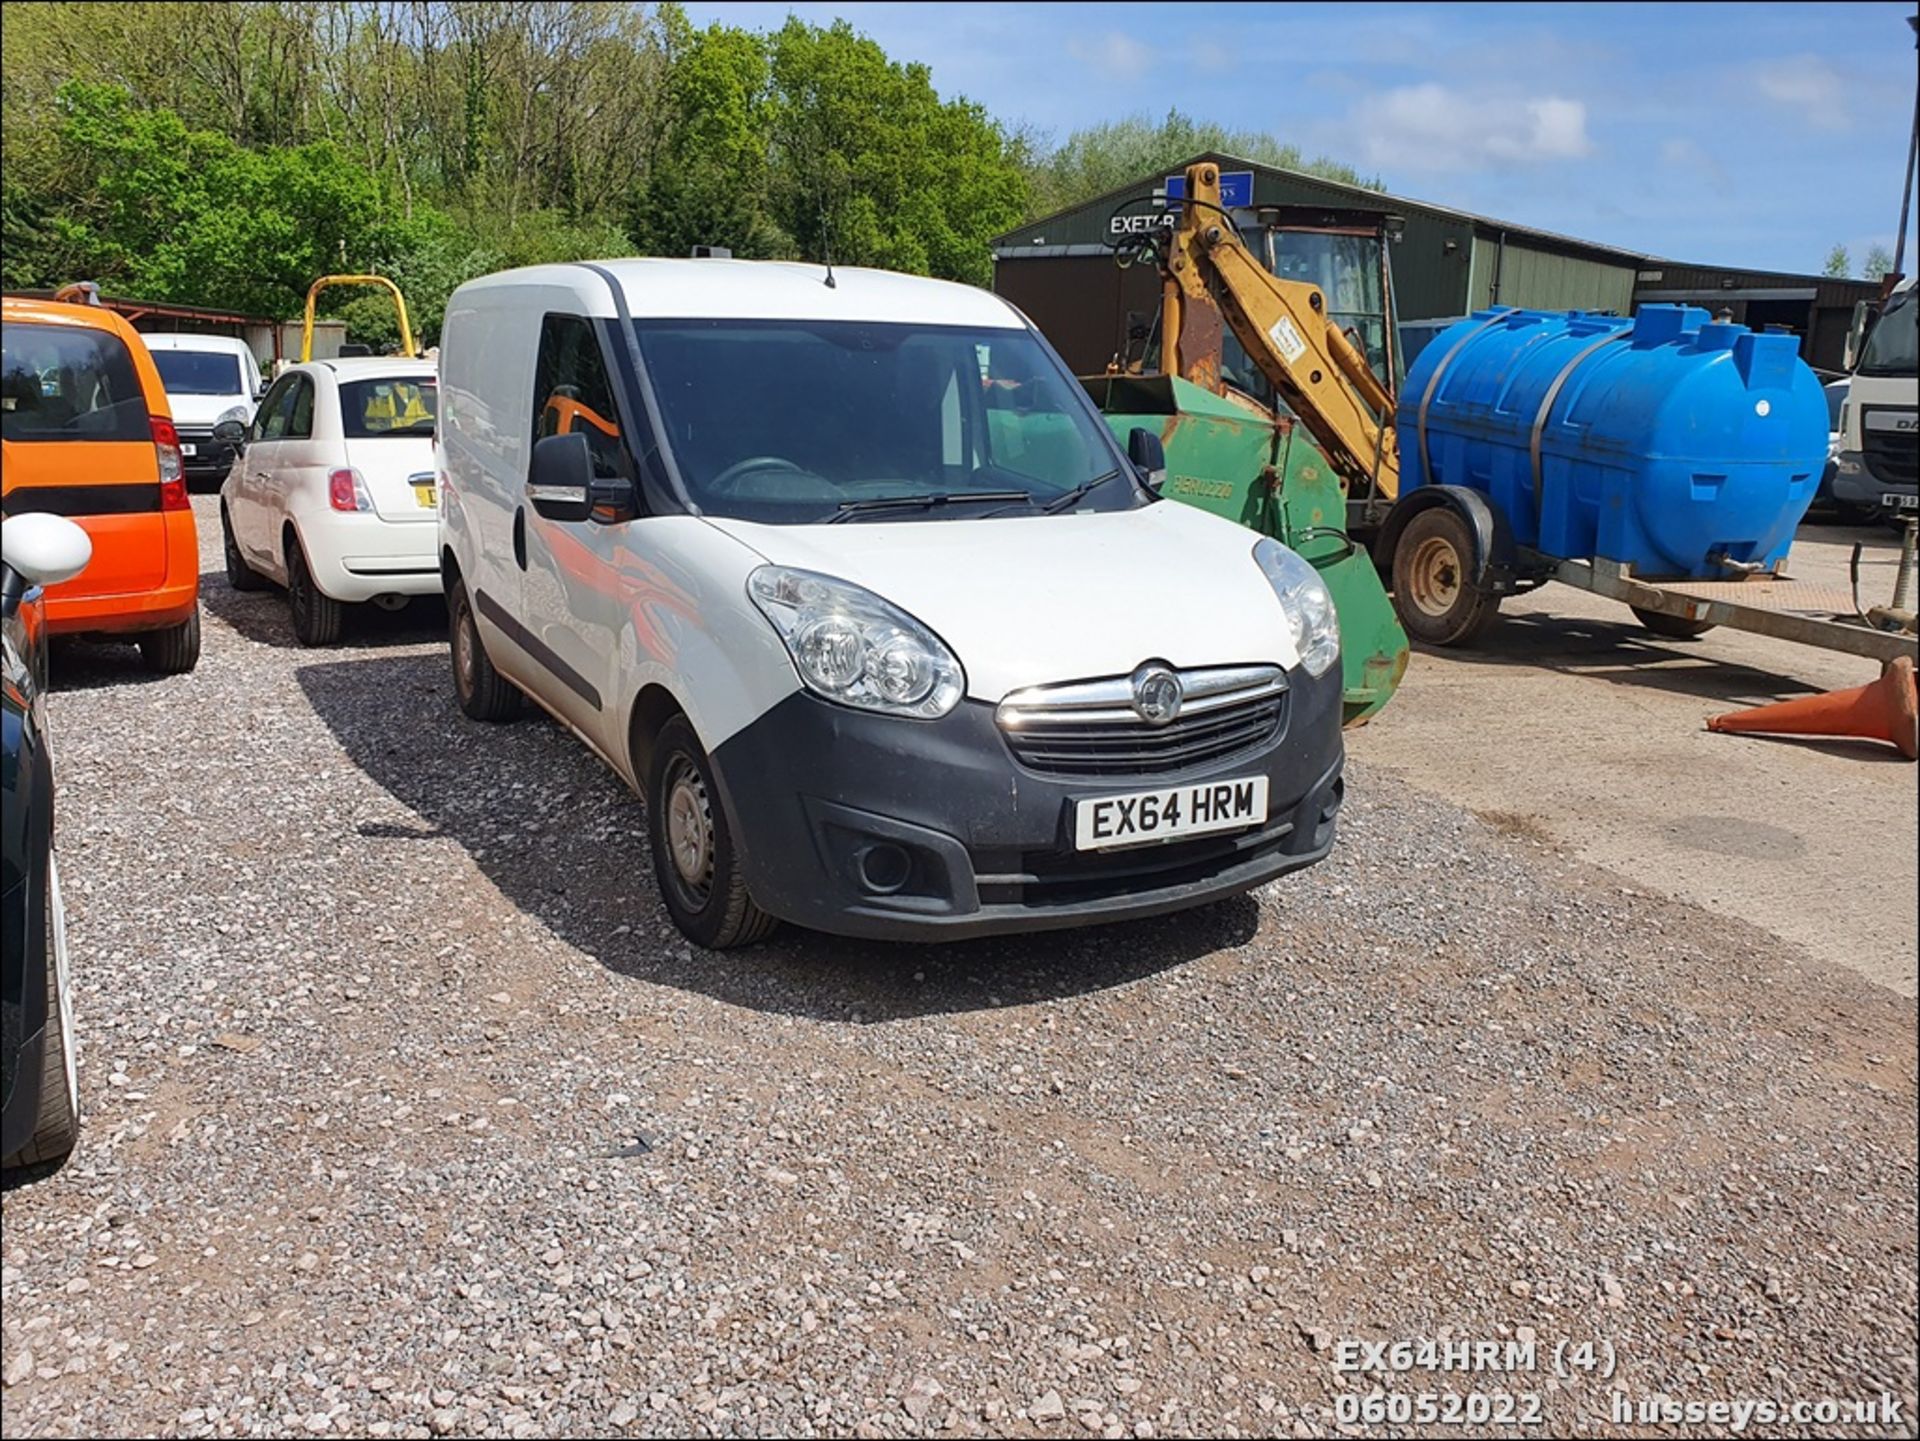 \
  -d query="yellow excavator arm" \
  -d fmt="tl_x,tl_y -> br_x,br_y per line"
1161,162 -> 1400,500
